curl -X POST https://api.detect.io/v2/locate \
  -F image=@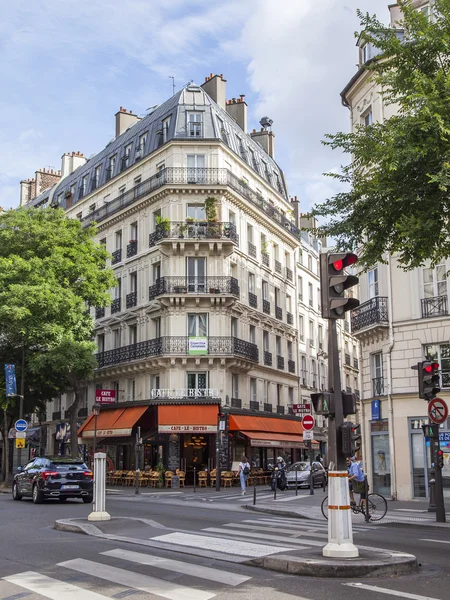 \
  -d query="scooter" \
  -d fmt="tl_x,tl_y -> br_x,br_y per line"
270,466 -> 287,491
